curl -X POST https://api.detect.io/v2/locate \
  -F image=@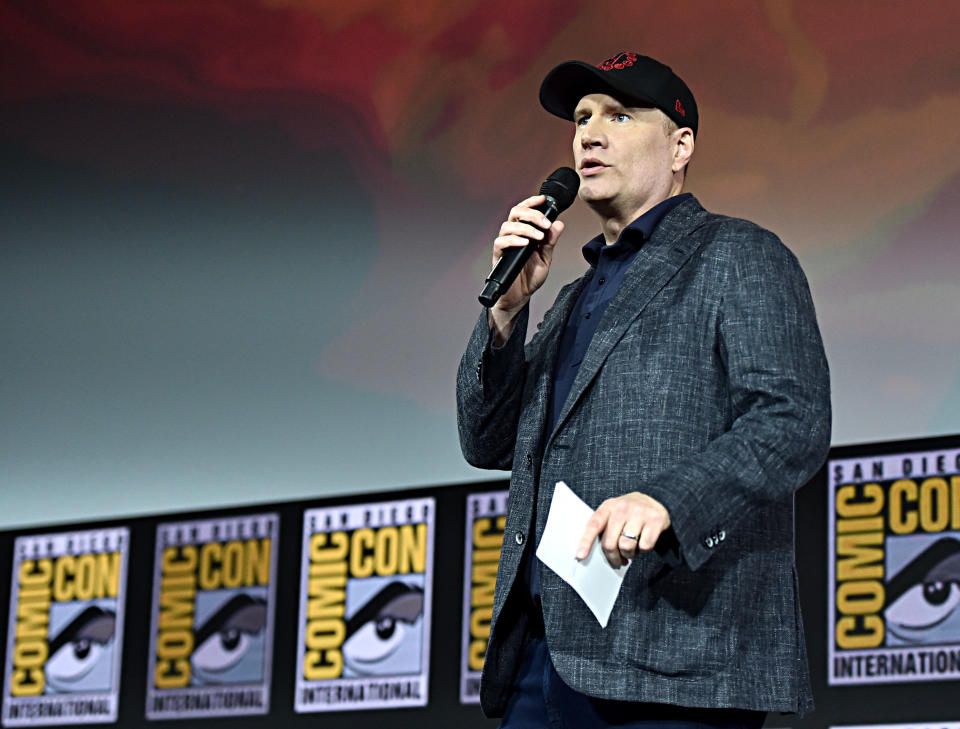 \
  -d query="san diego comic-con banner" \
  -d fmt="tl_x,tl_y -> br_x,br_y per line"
460,490 -> 507,704
828,445 -> 960,685
295,497 -> 435,712
2,527 -> 129,727
145,513 -> 279,720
